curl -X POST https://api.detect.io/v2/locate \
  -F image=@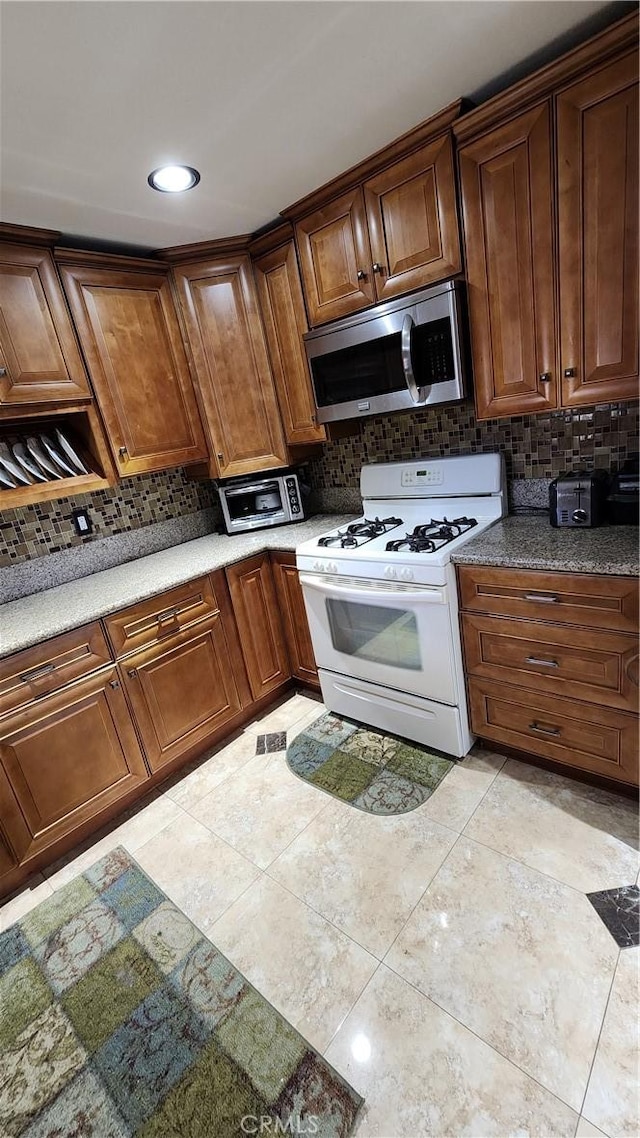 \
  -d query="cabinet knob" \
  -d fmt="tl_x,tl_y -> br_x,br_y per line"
0,367 -> 6,378
119,446 -> 128,457
356,269 -> 366,281
538,372 -> 551,382
109,679 -> 120,689
127,668 -> 138,679
216,452 -> 224,462
563,367 -> 576,378
372,262 -> 383,274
